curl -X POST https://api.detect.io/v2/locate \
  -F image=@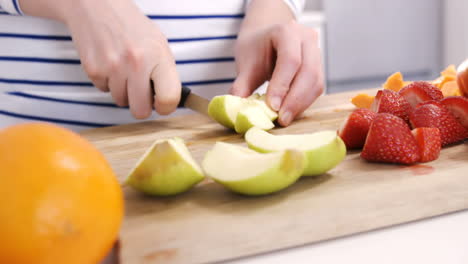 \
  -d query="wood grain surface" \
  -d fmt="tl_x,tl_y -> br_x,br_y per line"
82,88 -> 468,264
